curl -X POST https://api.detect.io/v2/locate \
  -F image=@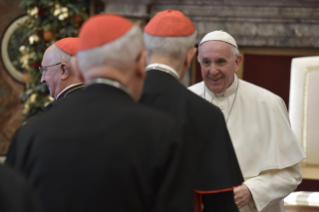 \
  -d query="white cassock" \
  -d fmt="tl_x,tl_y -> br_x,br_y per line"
189,74 -> 306,212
